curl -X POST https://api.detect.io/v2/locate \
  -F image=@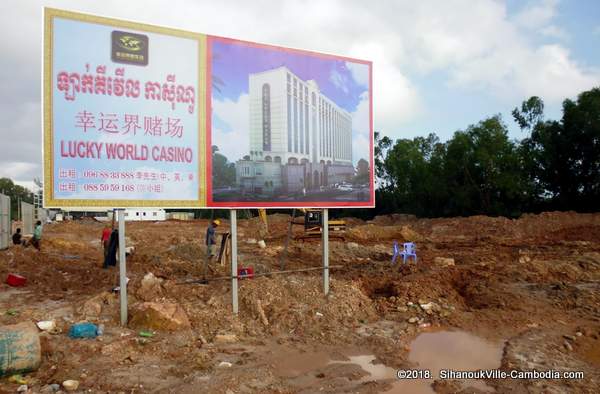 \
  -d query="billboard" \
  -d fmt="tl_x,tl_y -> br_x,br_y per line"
43,8 -> 373,208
